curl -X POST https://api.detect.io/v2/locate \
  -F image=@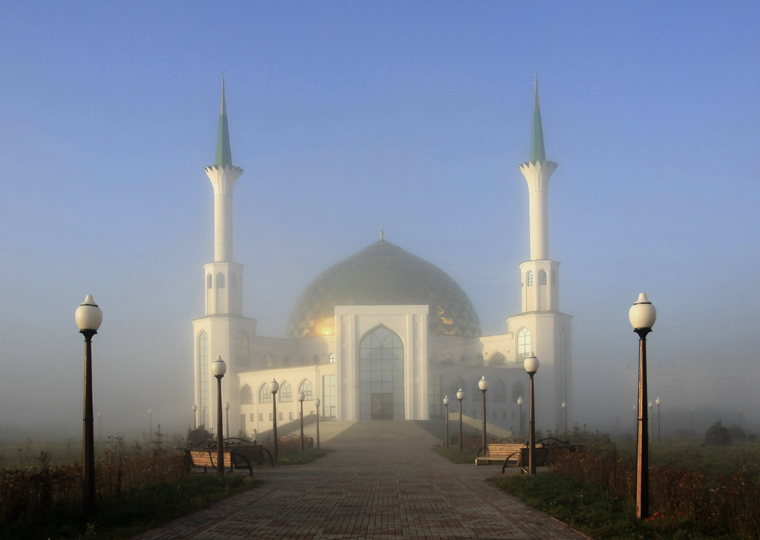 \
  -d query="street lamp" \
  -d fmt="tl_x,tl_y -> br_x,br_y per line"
192,404 -> 197,430
443,396 -> 449,447
148,409 -> 153,439
298,391 -> 305,452
630,292 -> 656,520
456,389 -> 464,453
211,356 -> 226,475
225,401 -> 230,439
315,398 -> 321,448
517,396 -> 523,437
524,352 -> 540,476
561,401 -> 567,436
648,401 -> 653,442
75,294 -> 102,514
655,397 -> 661,443
270,378 -> 279,460
479,376 -> 489,452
